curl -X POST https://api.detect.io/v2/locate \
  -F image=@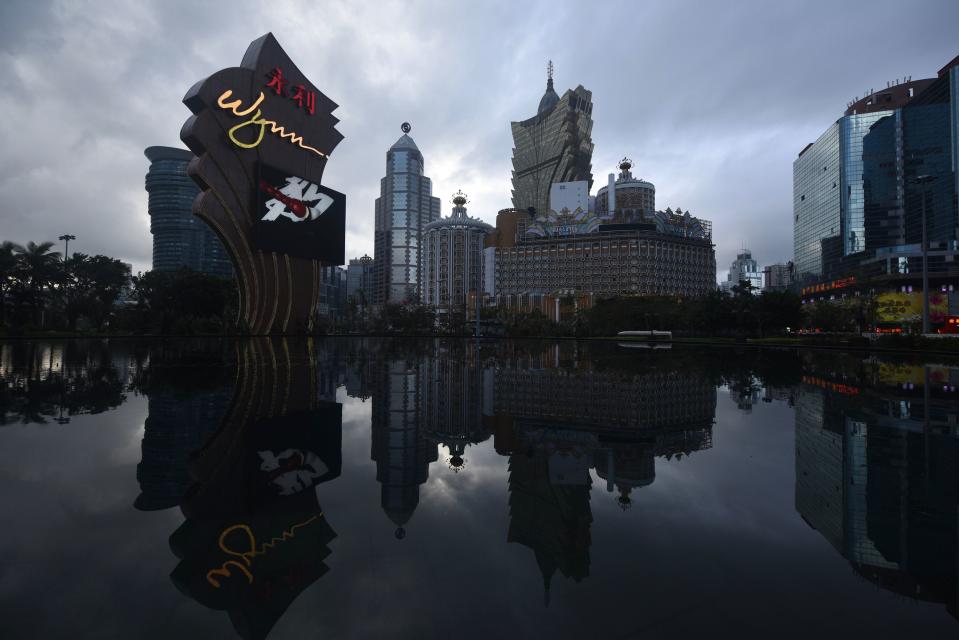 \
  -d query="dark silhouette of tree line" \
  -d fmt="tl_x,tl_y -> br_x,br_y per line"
0,239 -> 235,334
0,240 -> 881,340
